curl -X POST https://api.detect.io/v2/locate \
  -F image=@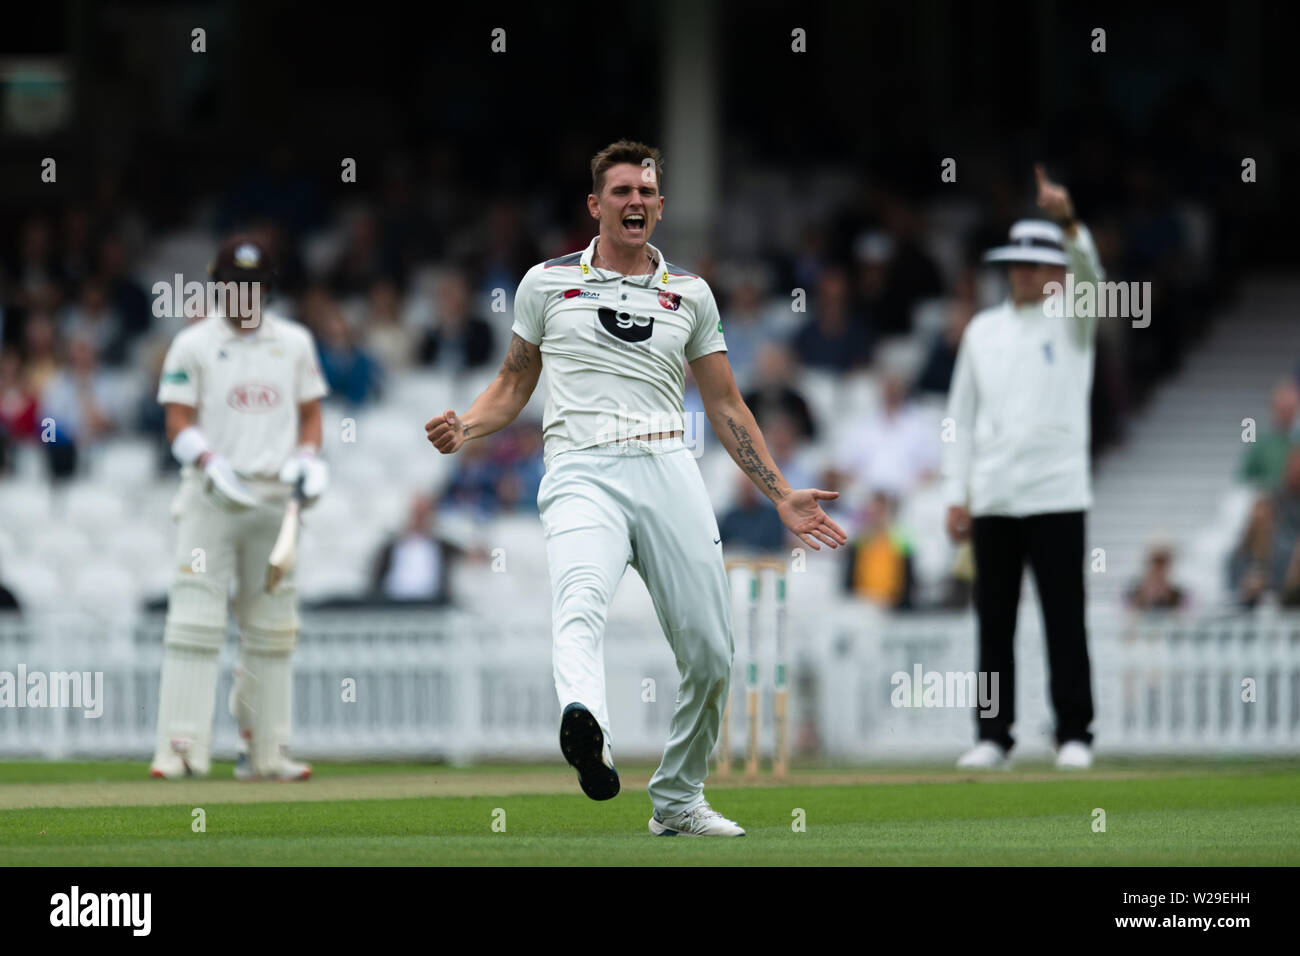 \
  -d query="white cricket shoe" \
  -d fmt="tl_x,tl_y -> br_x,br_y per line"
956,741 -> 1010,770
1055,740 -> 1093,770
235,751 -> 312,782
235,734 -> 312,782
649,799 -> 746,837
149,739 -> 210,779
